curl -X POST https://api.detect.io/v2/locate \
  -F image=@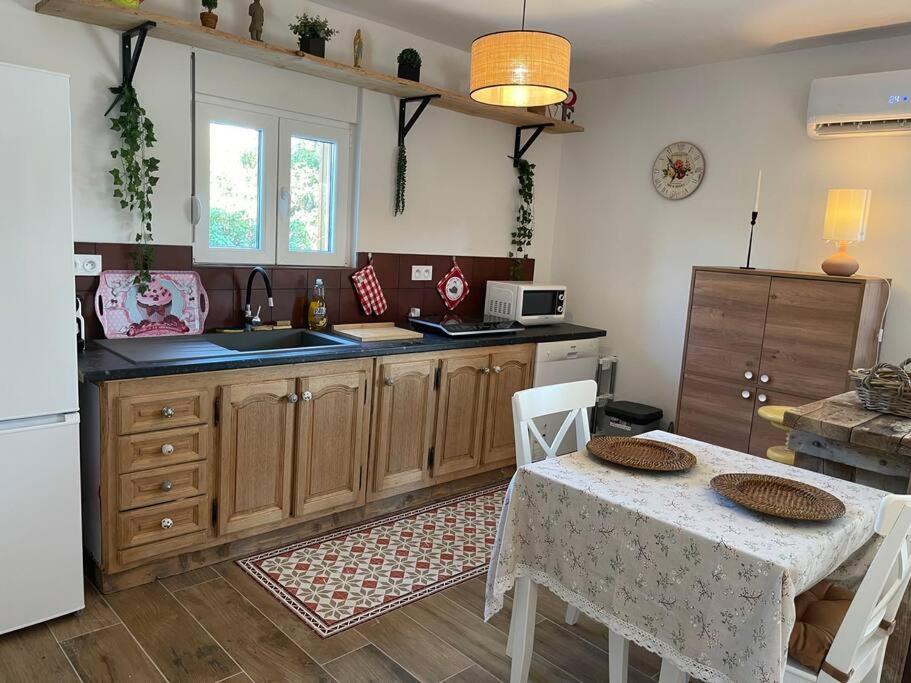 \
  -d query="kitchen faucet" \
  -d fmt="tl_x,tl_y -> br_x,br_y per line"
243,266 -> 274,331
